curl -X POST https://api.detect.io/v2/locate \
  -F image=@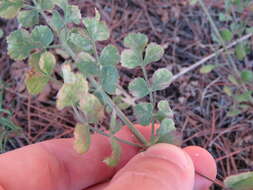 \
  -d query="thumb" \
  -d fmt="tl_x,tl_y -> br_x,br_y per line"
105,144 -> 195,190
